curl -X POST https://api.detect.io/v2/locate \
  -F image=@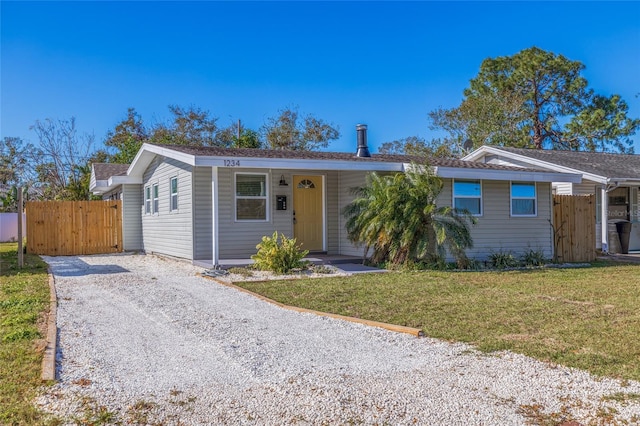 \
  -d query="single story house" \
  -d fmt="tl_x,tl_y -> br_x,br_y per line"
90,126 -> 581,266
463,146 -> 640,252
